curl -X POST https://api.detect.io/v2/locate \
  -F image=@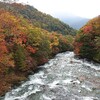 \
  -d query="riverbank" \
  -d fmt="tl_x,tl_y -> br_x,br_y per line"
0,9 -> 74,96
0,71 -> 27,96
1,52 -> 100,100
74,55 -> 100,64
1,50 -> 100,97
0,51 -> 66,96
